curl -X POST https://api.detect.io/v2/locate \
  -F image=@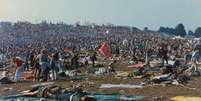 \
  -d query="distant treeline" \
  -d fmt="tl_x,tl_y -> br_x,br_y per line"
158,23 -> 201,37
1,21 -> 200,37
